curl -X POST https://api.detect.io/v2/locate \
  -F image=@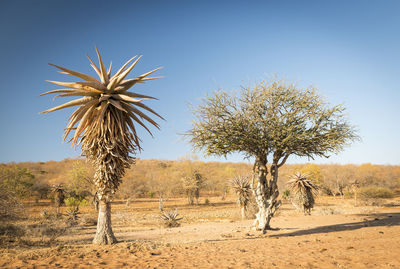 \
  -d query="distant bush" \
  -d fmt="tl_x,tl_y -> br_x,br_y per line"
359,187 -> 394,199
182,170 -> 204,205
0,214 -> 67,247
32,183 -> 51,199
0,166 -> 35,199
0,223 -> 25,237
2,160 -> 400,200
80,214 -> 97,226
344,191 -> 354,198
318,184 -> 334,196
25,220 -> 66,245
64,197 -> 90,207
64,197 -> 89,225
281,189 -> 290,200
67,161 -> 95,200
0,188 -> 23,220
